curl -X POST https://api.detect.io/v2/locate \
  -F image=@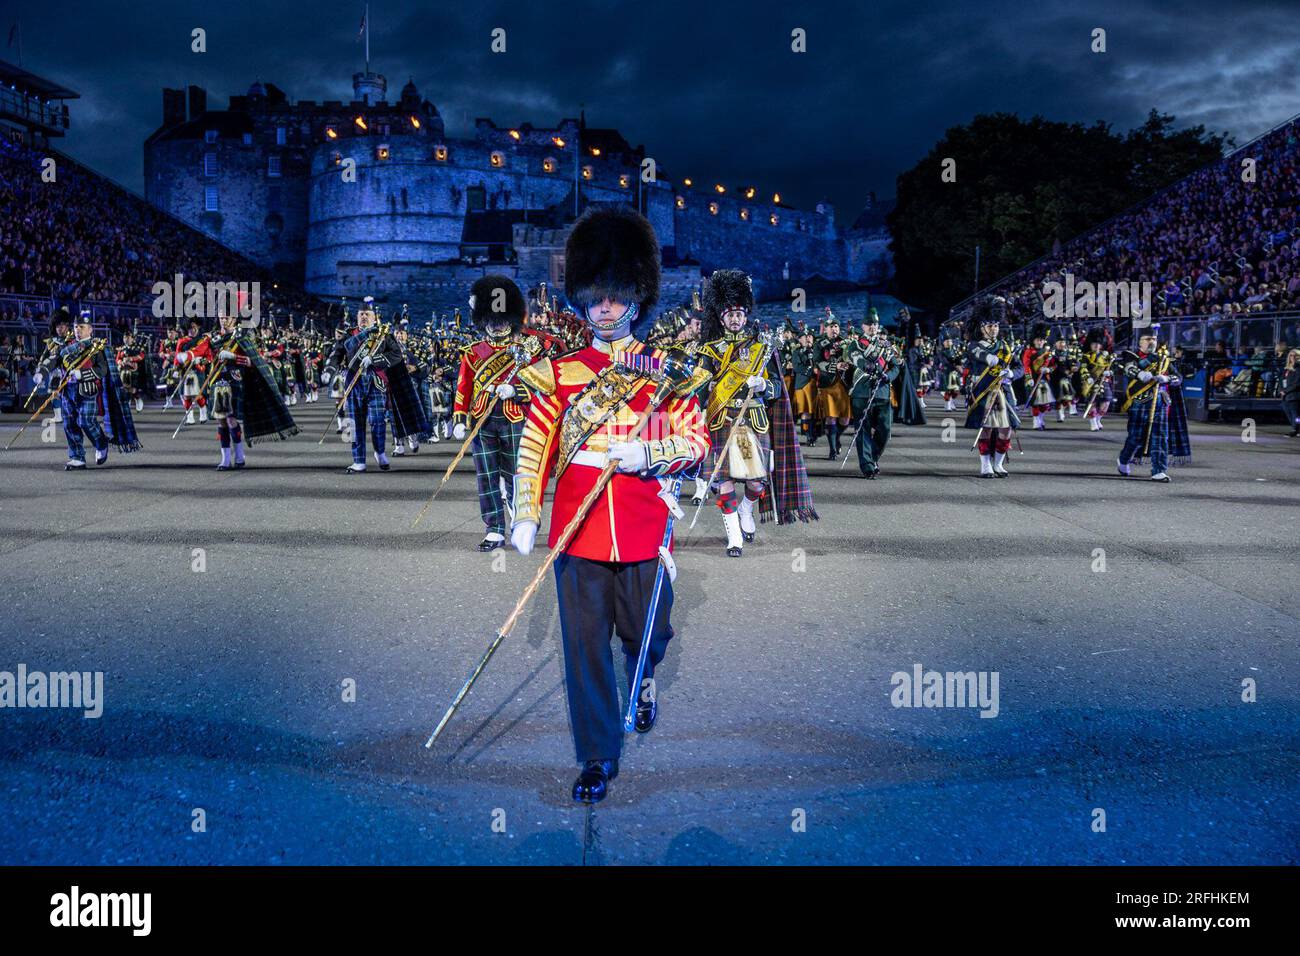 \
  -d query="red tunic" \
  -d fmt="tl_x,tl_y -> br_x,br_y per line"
514,339 -> 710,563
